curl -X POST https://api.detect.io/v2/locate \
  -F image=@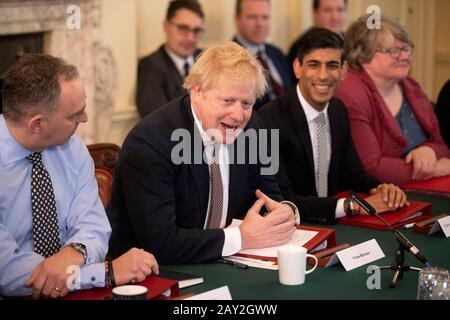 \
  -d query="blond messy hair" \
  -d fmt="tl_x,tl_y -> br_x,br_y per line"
344,14 -> 414,70
183,41 -> 268,99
